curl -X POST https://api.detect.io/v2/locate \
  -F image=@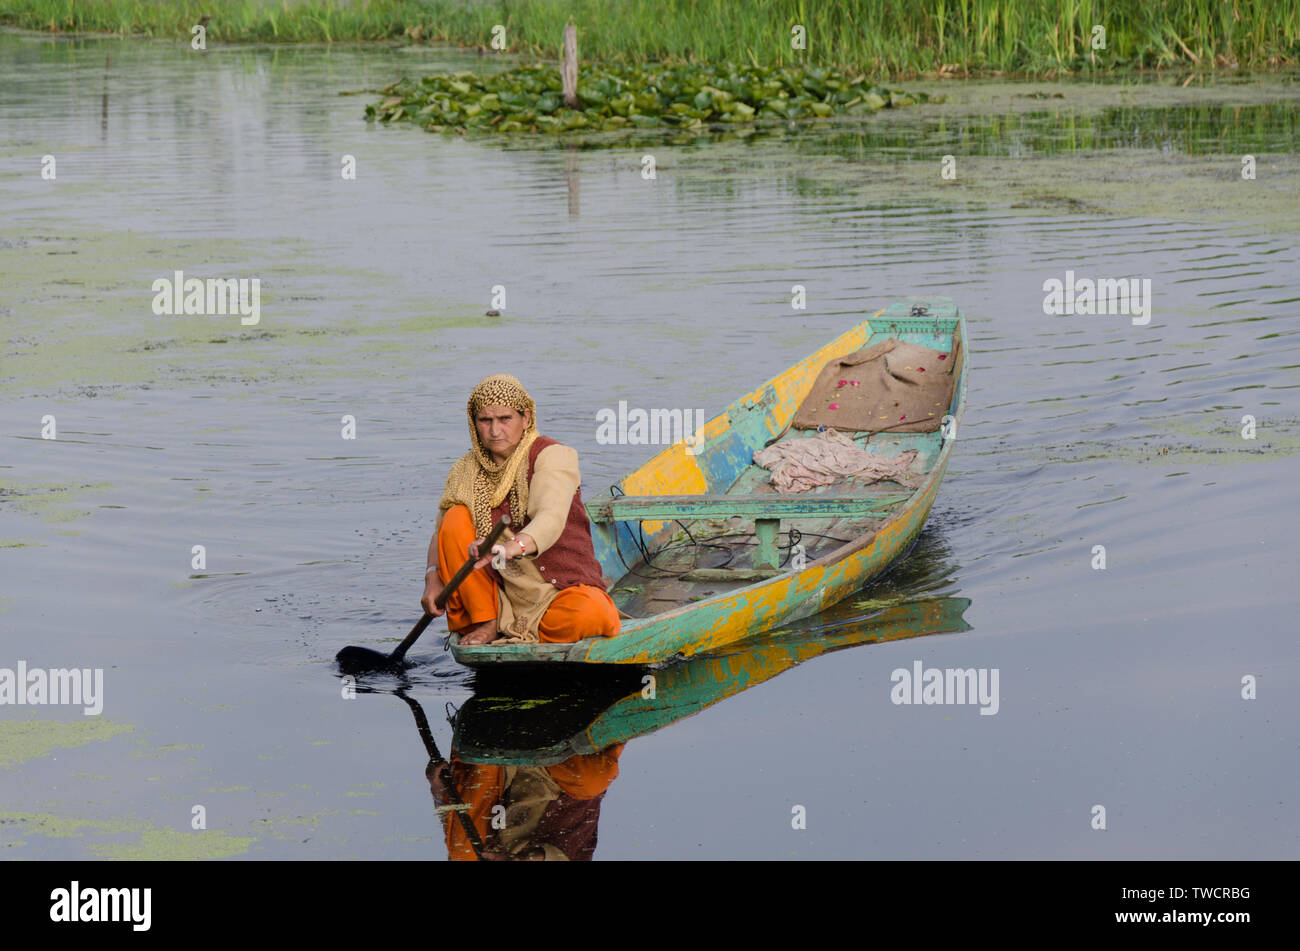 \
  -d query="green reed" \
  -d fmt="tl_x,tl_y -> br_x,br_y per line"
2,0 -> 1297,74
